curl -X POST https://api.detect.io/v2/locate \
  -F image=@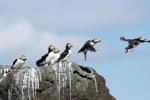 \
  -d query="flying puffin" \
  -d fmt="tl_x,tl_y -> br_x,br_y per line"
120,36 -> 150,53
78,38 -> 101,61
11,55 -> 27,69
57,43 -> 74,62
50,48 -> 60,64
36,45 -> 55,66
